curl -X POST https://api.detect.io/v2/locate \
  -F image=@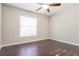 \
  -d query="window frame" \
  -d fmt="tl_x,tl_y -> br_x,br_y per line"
20,16 -> 37,37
